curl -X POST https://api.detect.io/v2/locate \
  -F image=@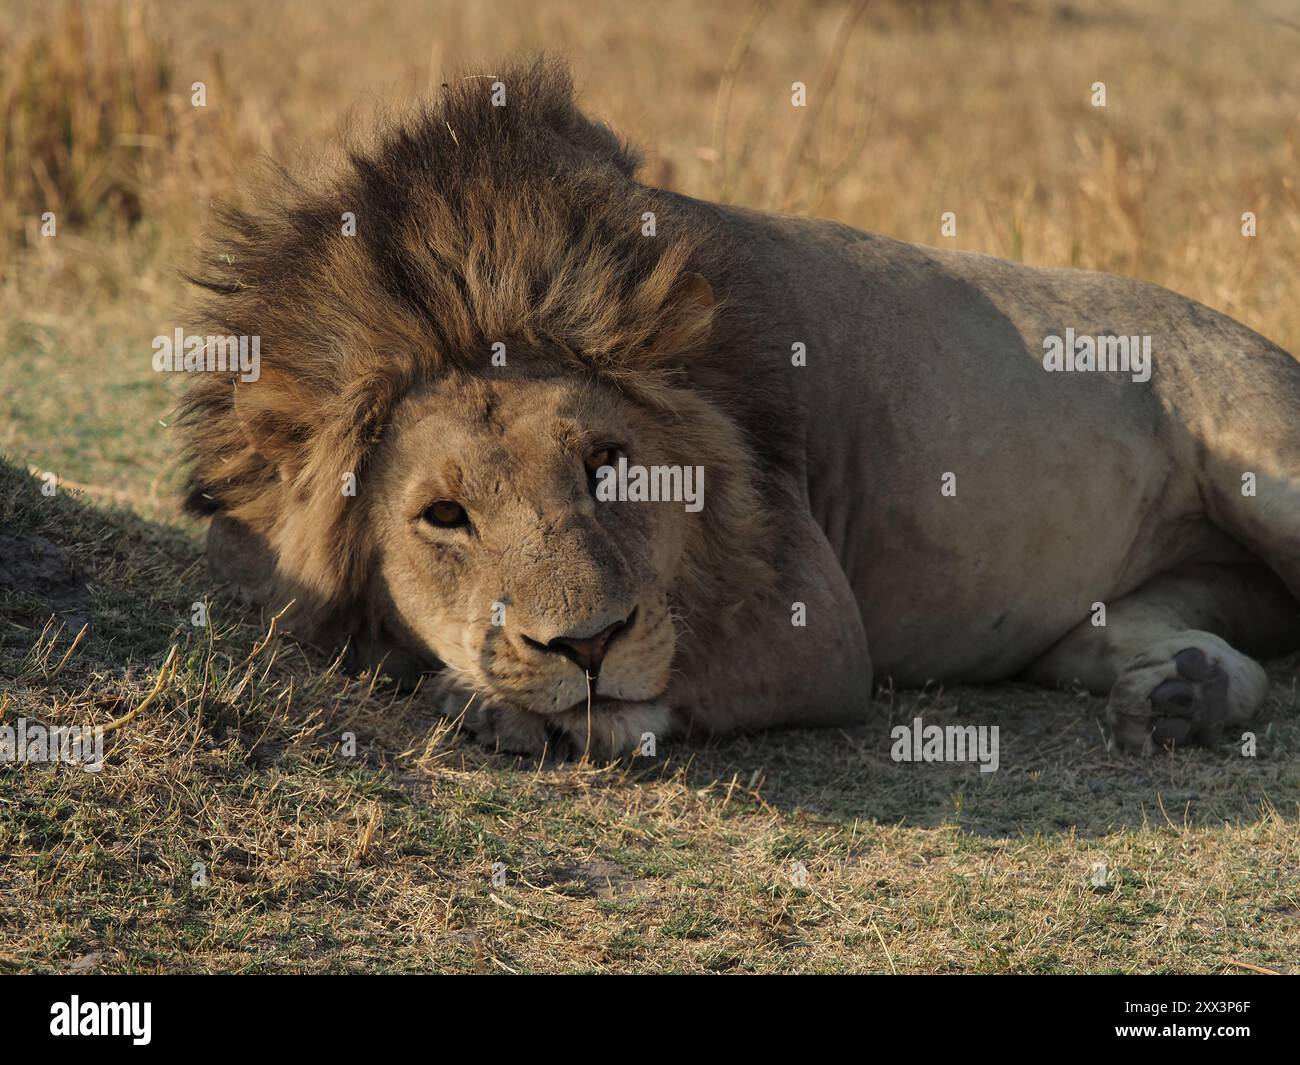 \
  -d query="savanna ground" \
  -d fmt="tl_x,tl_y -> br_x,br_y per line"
2,0 -> 1299,974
